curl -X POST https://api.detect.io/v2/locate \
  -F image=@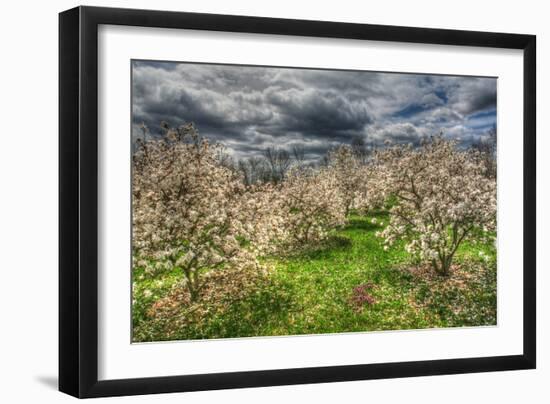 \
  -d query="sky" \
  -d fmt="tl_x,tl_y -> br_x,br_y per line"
132,60 -> 497,162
